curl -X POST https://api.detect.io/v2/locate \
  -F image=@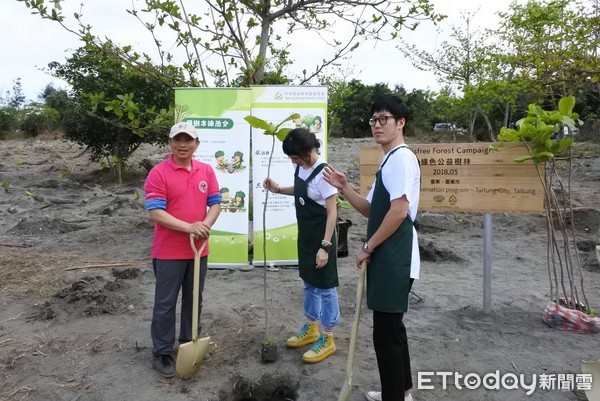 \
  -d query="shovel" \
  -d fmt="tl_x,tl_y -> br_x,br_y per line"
338,260 -> 367,401
176,235 -> 211,379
